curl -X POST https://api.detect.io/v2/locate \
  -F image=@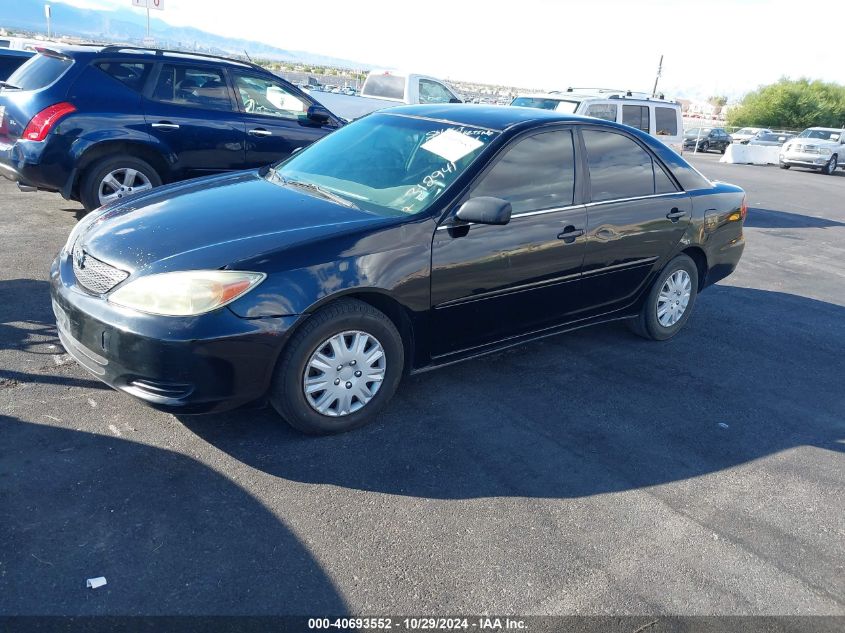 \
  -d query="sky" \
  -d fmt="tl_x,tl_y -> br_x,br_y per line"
52,0 -> 845,101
